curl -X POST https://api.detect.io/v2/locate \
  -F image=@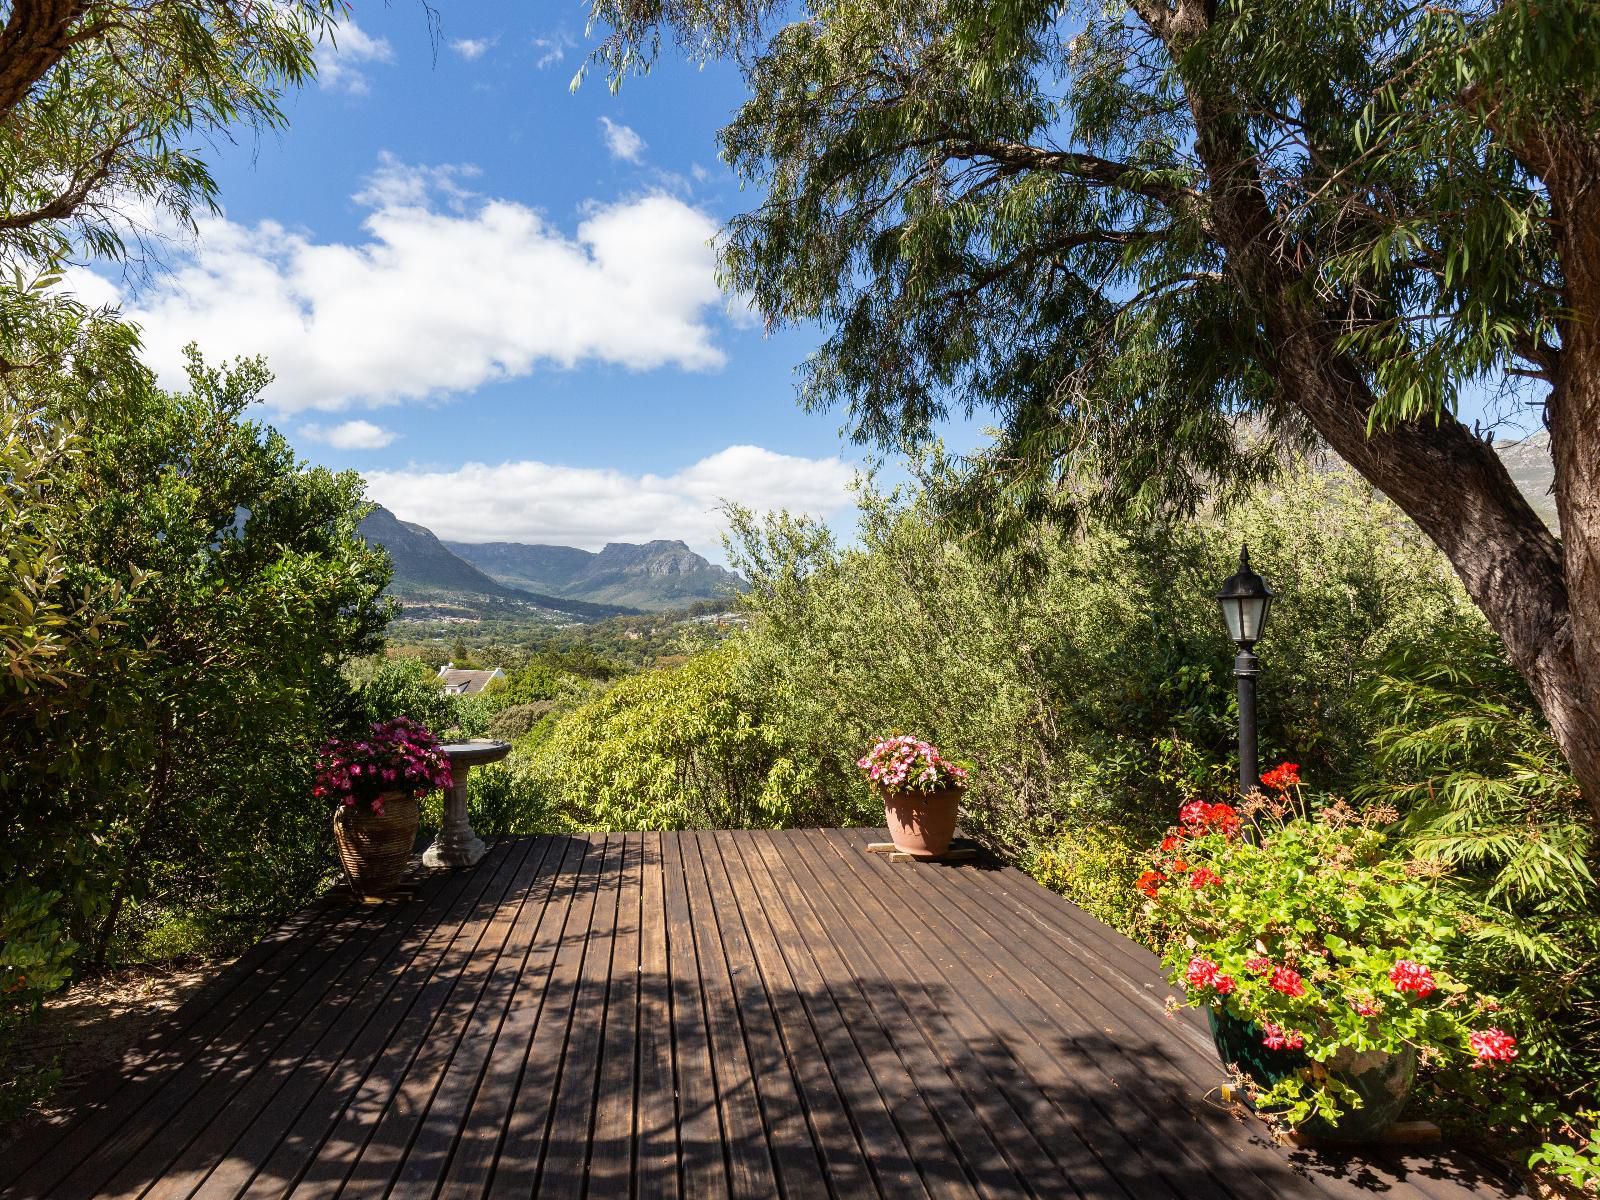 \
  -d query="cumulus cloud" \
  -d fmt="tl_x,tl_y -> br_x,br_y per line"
599,117 -> 646,163
95,157 -> 725,413
301,419 -> 397,449
365,445 -> 857,554
318,18 -> 393,94
450,36 -> 492,61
